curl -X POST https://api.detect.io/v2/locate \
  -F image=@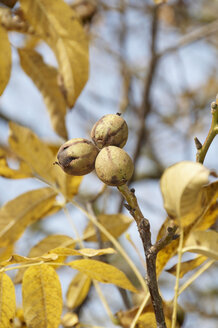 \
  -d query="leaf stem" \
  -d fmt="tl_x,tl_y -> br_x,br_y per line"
130,293 -> 150,328
63,206 -> 116,323
178,259 -> 215,296
196,97 -> 218,163
172,227 -> 184,328
0,261 -> 63,272
93,280 -> 119,325
70,199 -> 147,292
